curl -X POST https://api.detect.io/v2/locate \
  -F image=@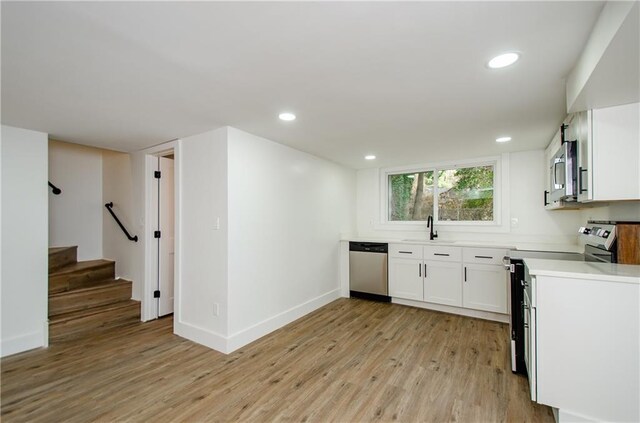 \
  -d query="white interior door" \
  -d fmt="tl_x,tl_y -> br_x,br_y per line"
158,156 -> 175,316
